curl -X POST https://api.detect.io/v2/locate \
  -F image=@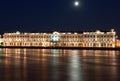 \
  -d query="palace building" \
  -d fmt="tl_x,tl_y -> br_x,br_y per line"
3,29 -> 117,47
0,35 -> 3,46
